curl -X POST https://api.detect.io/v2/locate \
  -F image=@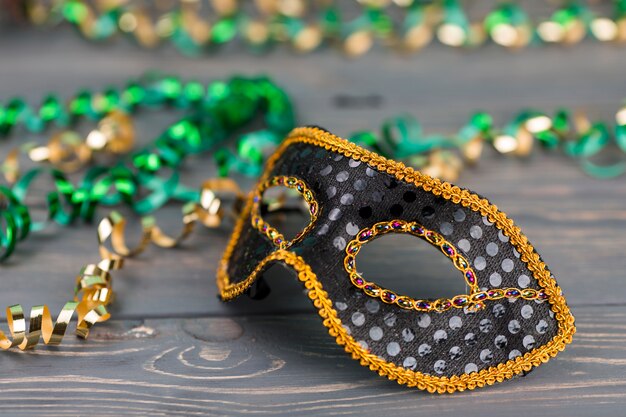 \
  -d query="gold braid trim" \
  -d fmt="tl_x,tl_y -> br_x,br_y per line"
216,126 -> 576,393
